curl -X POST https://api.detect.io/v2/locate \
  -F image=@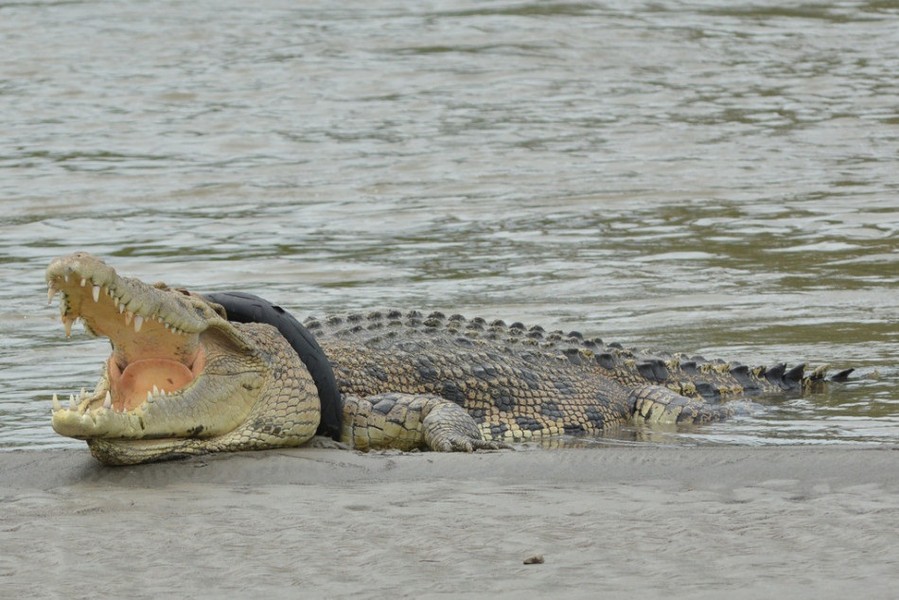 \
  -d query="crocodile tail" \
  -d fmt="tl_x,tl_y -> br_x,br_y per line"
752,363 -> 855,392
587,345 -> 853,400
